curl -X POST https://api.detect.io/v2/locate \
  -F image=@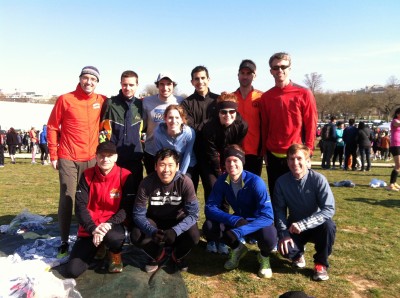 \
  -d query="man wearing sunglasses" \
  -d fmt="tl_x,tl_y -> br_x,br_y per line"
259,52 -> 318,203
